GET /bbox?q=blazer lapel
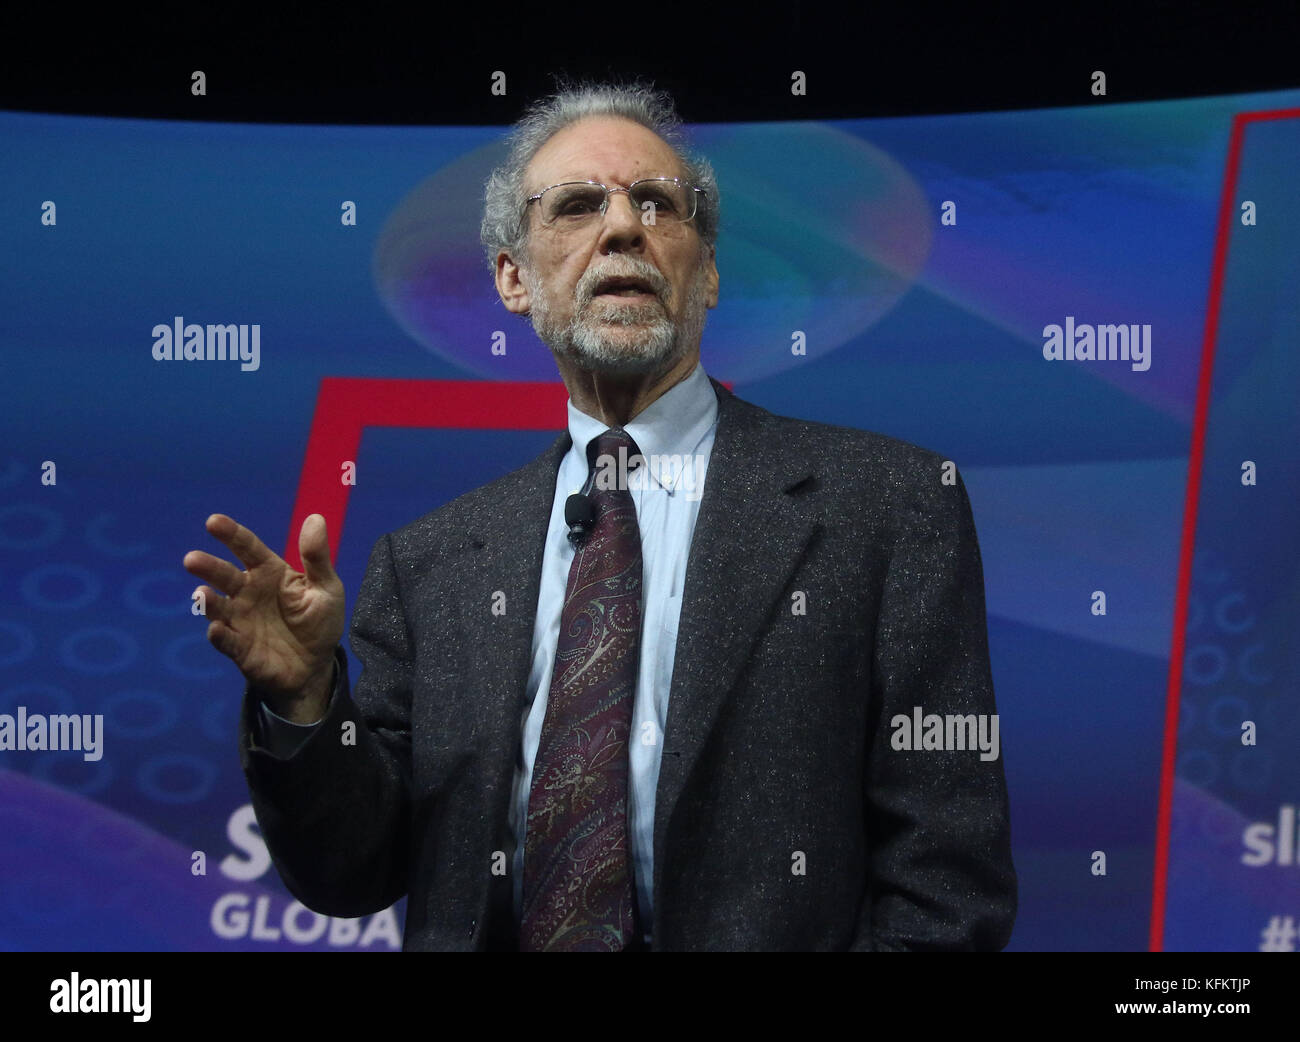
[652,381,819,903]
[455,431,571,865]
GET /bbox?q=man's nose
[595,189,647,252]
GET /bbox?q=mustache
[575,258,670,307]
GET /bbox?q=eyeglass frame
[525,177,705,229]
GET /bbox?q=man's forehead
[524,116,685,190]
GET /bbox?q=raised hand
[184,513,345,722]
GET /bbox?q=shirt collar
[565,361,717,494]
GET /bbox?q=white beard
[524,255,710,376]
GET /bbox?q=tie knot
[588,427,644,477]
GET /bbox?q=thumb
[299,513,337,586]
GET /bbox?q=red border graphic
[1149,105,1300,951]
[284,378,570,570]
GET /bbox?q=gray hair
[479,80,720,273]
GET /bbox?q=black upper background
[2,2,1297,125]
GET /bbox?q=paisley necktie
[521,427,644,951]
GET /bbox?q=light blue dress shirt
[260,360,718,945]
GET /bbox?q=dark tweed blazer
[239,378,1017,951]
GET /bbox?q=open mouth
[592,276,658,300]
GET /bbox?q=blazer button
[468,918,477,939]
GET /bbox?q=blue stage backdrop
[3,89,1298,951]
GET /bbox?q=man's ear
[495,250,532,315]
[704,244,719,309]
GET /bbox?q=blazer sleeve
[855,467,1017,951]
[238,531,414,918]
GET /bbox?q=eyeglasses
[526,177,703,229]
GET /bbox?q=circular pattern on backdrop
[85,512,151,558]
[1183,644,1227,686]
[123,569,189,617]
[0,682,75,716]
[1212,592,1254,634]
[58,626,140,674]
[21,563,101,610]
[1207,694,1251,738]
[0,504,65,550]
[161,632,225,679]
[0,619,36,667]
[31,756,114,796]
[135,753,217,804]
[101,689,179,740]
[1239,643,1274,685]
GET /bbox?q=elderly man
[184,82,1016,951]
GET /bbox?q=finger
[183,550,247,597]
[299,514,337,587]
[205,618,247,663]
[191,585,232,625]
[205,513,277,571]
